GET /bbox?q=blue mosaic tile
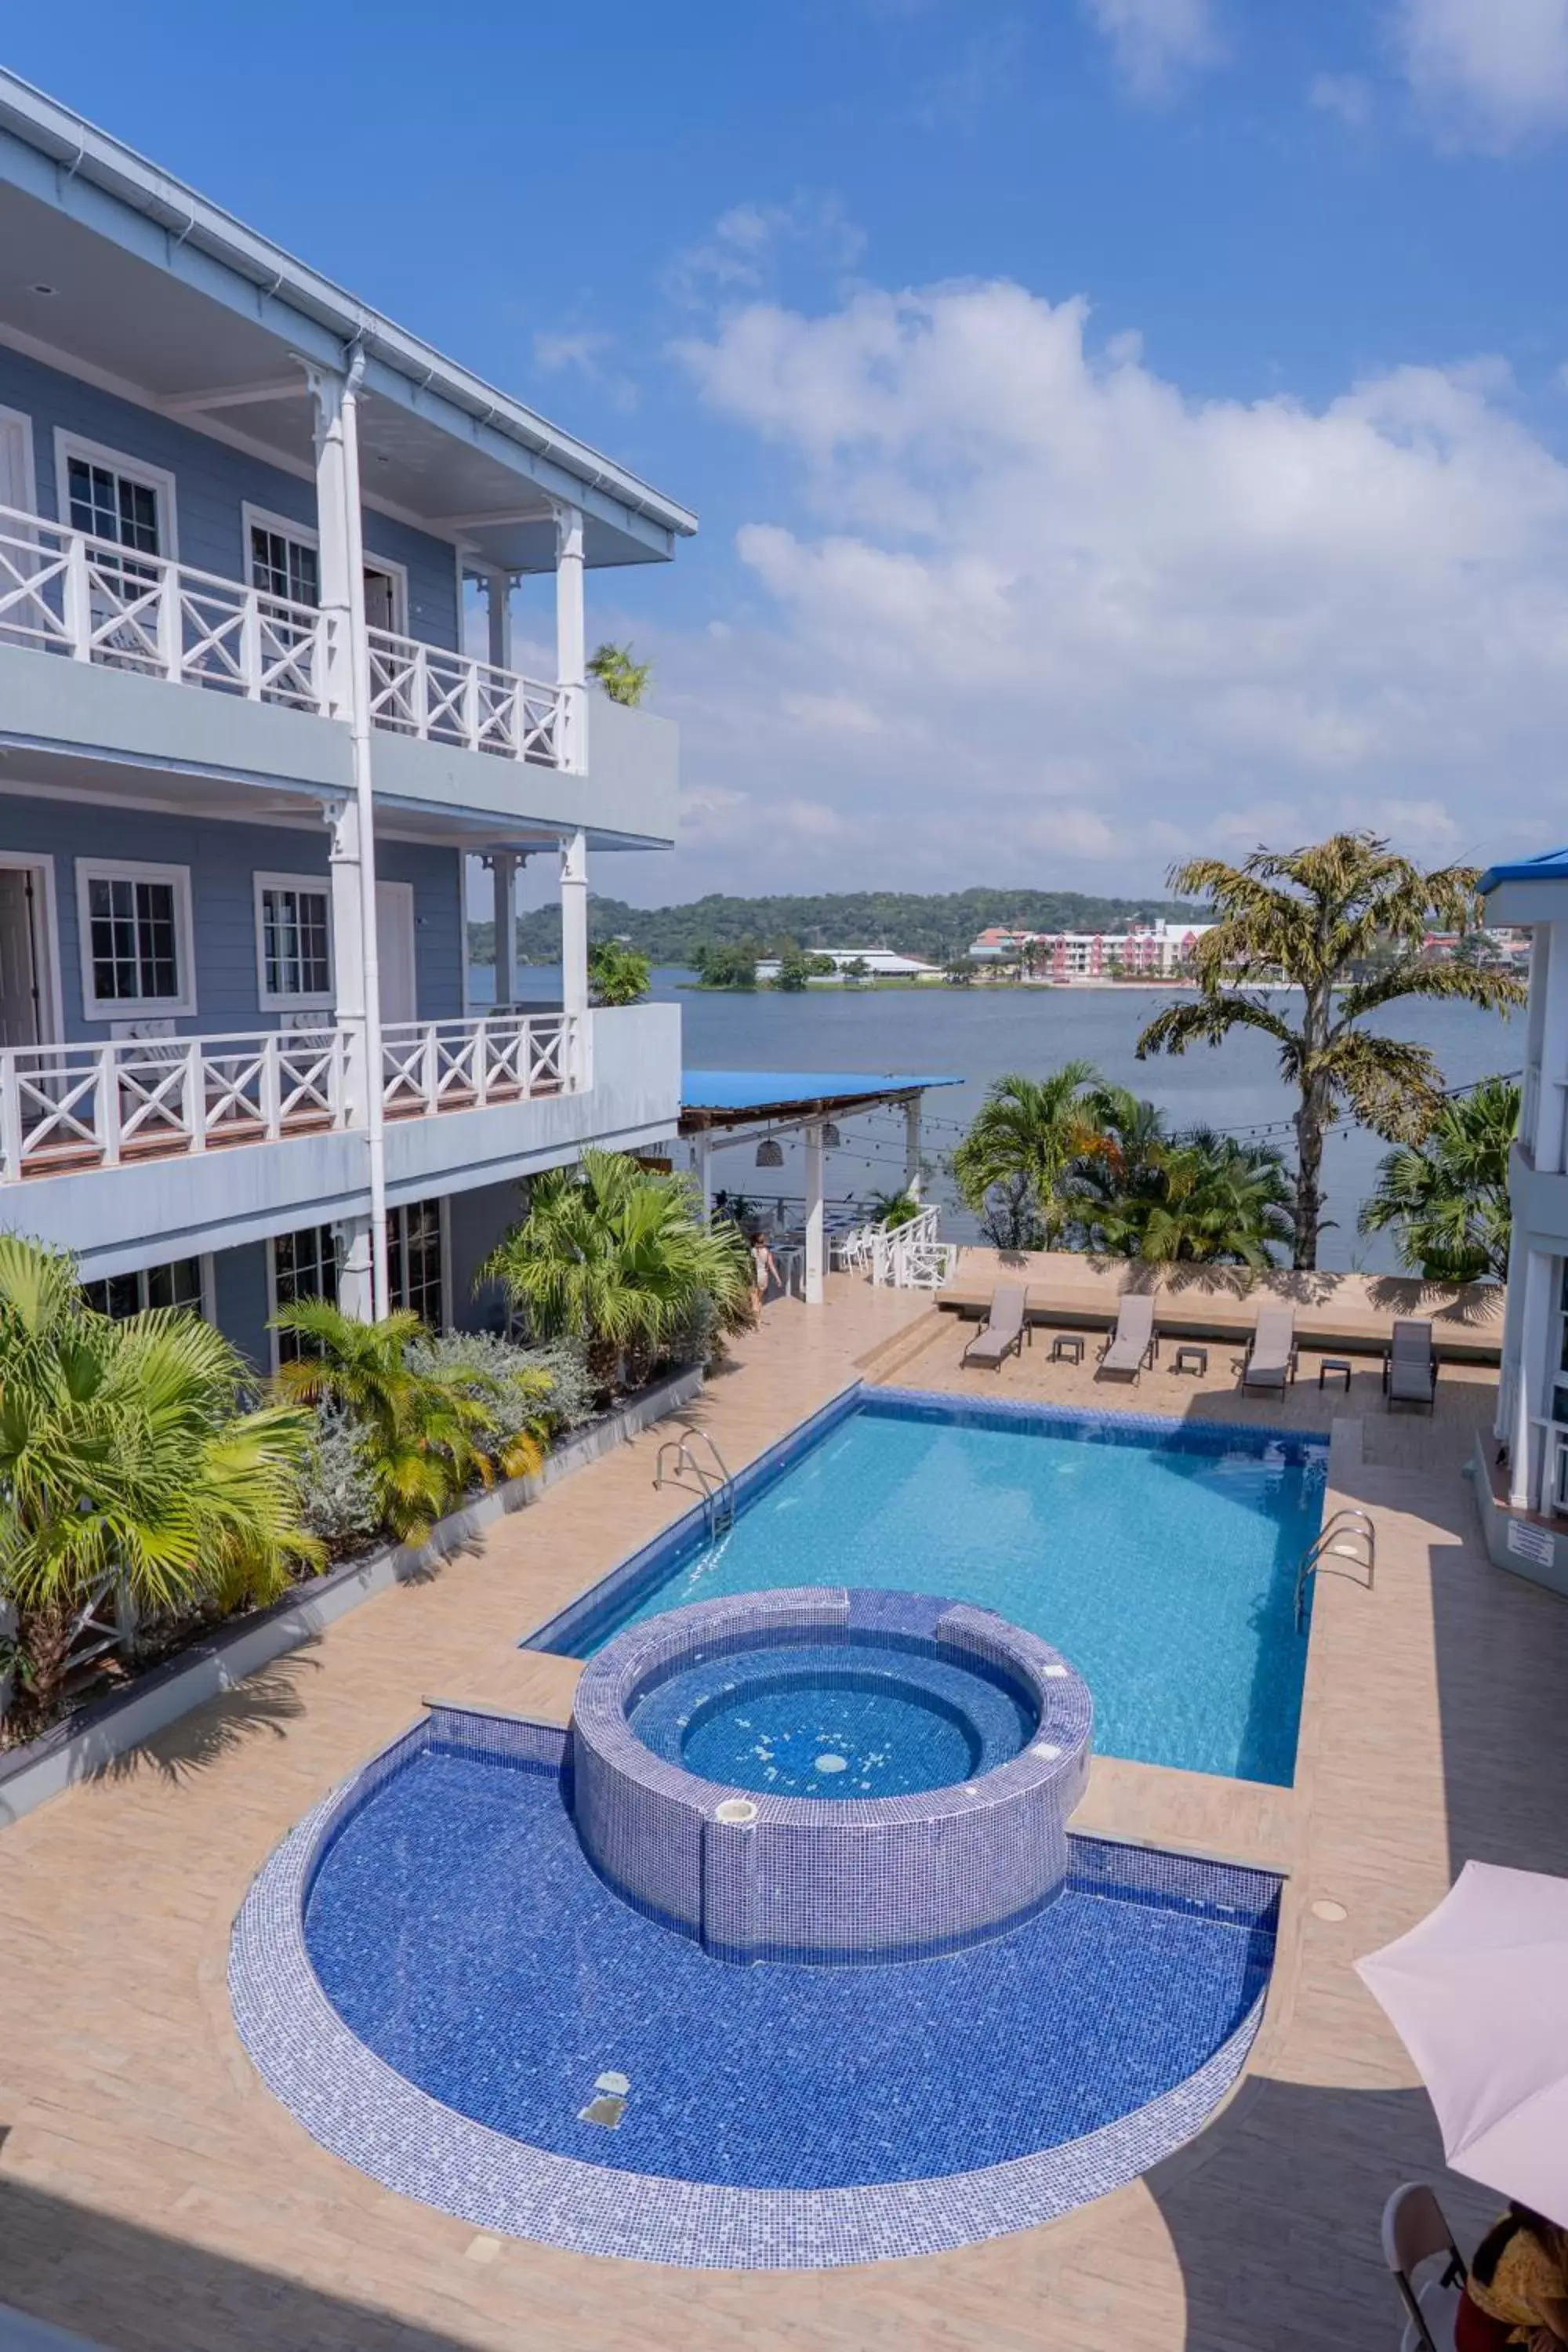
[230,1706,1281,2270]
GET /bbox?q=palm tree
[1071,1086,1170,1253]
[586,643,652,706]
[482,1149,754,1392]
[1136,833,1525,1270]
[1359,1076,1519,1282]
[272,1301,541,1542]
[588,938,652,1007]
[953,1065,1109,1247]
[0,1236,321,1730]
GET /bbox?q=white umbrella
[1356,1860,1568,2227]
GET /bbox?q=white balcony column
[336,1214,375,1323]
[804,1121,826,1305]
[490,850,518,1010]
[554,503,586,771]
[691,1133,713,1218]
[904,1096,922,1203]
[483,568,513,671]
[1532,924,1568,1171]
[307,350,388,1319]
[1508,1247,1554,1511]
[560,828,590,1026]
[325,798,368,1116]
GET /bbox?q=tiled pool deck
[0,1279,1566,2348]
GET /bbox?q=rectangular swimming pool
[528,1387,1328,1787]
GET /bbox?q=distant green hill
[470,887,1205,969]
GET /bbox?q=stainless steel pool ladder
[1294,1508,1376,1631]
[653,1431,737,1537]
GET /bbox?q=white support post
[308,353,388,1320]
[1509,1247,1553,1511]
[561,828,589,1025]
[490,851,518,1011]
[804,1121,826,1305]
[904,1096,922,1203]
[484,568,513,671]
[336,1214,375,1323]
[325,797,368,1116]
[693,1133,713,1219]
[554,503,586,772]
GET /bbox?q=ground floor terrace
[0,1273,1564,2350]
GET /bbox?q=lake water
[479,965,1521,1273]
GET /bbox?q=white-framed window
[389,1197,448,1329]
[75,858,196,1019]
[82,1256,212,1323]
[243,503,320,609]
[270,1224,339,1367]
[54,431,177,561]
[254,871,333,1011]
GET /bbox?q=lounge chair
[1381,2180,1466,2352]
[960,1283,1028,1370]
[1098,1291,1156,1381]
[1240,1304,1297,1397]
[1385,1319,1438,1414]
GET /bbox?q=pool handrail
[1294,1508,1376,1630]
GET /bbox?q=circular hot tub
[569,1588,1093,1965]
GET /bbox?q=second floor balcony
[0,500,574,770]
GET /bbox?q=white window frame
[76,856,197,1021]
[0,403,37,515]
[388,1195,452,1329]
[361,550,408,636]
[265,1222,341,1376]
[0,849,64,1043]
[53,430,179,558]
[253,869,335,1013]
[241,503,321,608]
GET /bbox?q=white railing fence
[869,1206,955,1290]
[366,627,569,768]
[0,501,329,711]
[0,1029,348,1181]
[380,1013,575,1119]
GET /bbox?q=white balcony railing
[381,1013,574,1117]
[0,502,329,711]
[366,627,570,767]
[0,1030,348,1182]
[0,1013,583,1184]
[0,502,573,769]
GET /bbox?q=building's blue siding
[448,1177,524,1333]
[0,794,464,1036]
[0,345,459,650]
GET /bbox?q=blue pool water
[542,1393,1327,1787]
[627,1632,1037,1797]
[305,1740,1279,2190]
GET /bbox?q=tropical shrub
[299,1408,381,1552]
[870,1191,921,1229]
[691,943,758,989]
[272,1301,543,1544]
[0,1236,321,1732]
[953,1065,1110,1248]
[405,1330,555,1454]
[1359,1076,1518,1281]
[482,1148,754,1393]
[588,938,652,1007]
[586,642,652,706]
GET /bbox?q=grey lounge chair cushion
[1100,1292,1155,1374]
[963,1285,1027,1364]
[1388,1319,1436,1402]
[1243,1305,1296,1389]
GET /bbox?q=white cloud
[662,198,866,310]
[1397,0,1568,149]
[1308,72,1374,130]
[1080,0,1222,100]
[648,275,1568,895]
[532,328,637,411]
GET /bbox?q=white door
[0,866,42,1047]
[0,406,34,514]
[376,880,417,1025]
[0,407,37,646]
[363,567,400,635]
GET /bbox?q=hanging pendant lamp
[755,1137,784,1167]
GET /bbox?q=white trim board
[52,429,179,557]
[252,869,335,1013]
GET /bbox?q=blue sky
[9,2,1568,903]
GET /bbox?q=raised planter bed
[0,1364,704,1830]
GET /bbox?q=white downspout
[339,345,390,1320]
